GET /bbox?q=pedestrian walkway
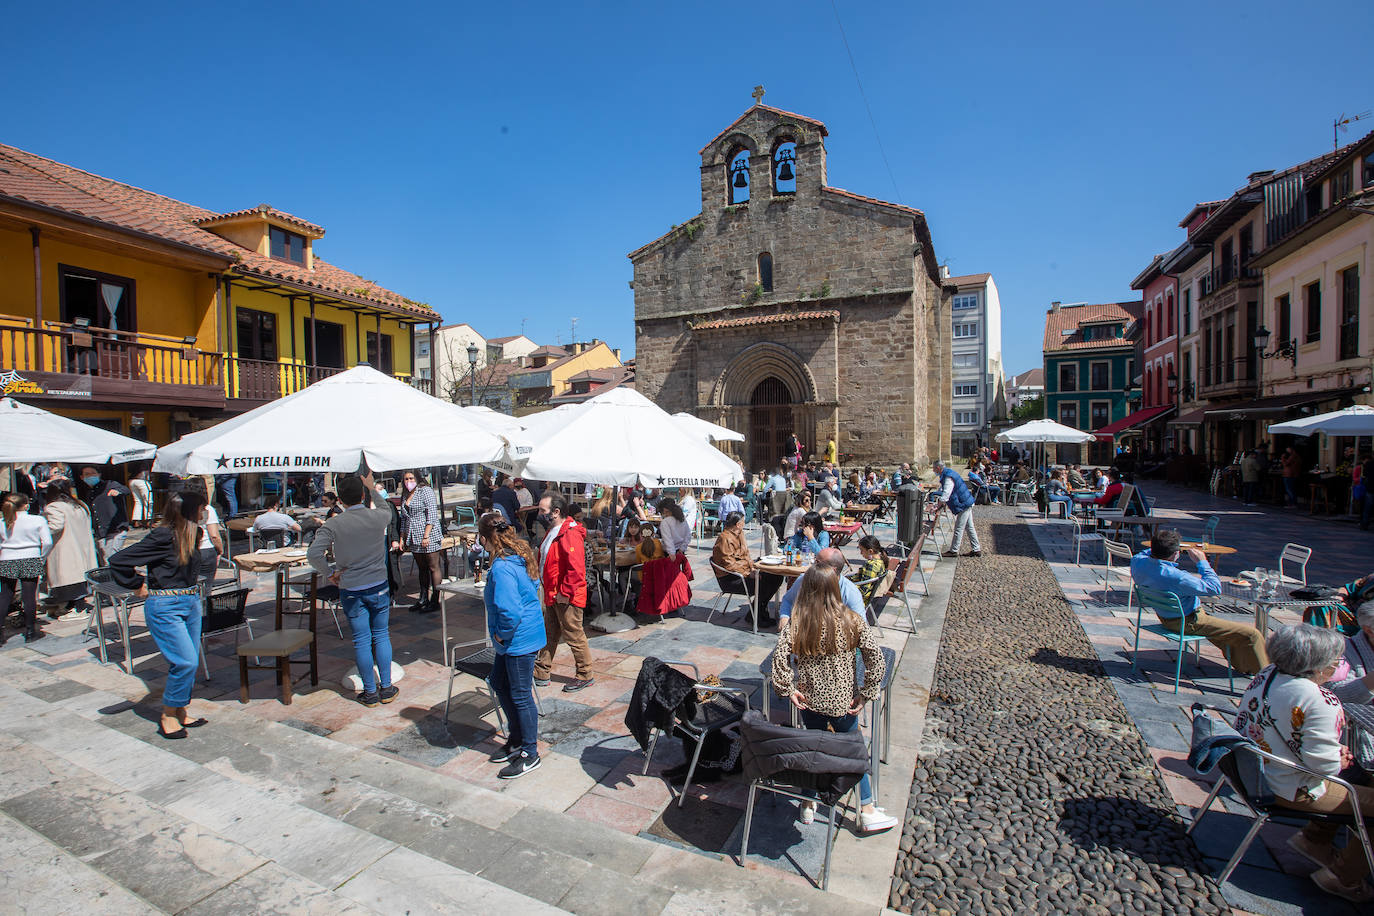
[1025,509,1365,915]
[0,518,950,913]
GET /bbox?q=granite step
[0,654,880,914]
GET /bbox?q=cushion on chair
[238,629,314,657]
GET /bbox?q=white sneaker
[799,801,816,825]
[857,809,898,835]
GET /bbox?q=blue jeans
[341,584,393,694]
[490,650,539,757]
[144,593,203,707]
[219,476,237,516]
[1283,477,1298,506]
[1047,495,1072,518]
[799,710,872,805]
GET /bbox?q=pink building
[1128,251,1180,449]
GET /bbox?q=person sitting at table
[771,565,895,834]
[710,510,762,609]
[1129,529,1267,675]
[492,474,523,532]
[1067,465,1088,490]
[588,491,616,542]
[513,478,534,510]
[1012,462,1033,484]
[1329,600,1374,772]
[787,511,830,555]
[848,535,888,602]
[1236,625,1373,903]
[322,492,342,520]
[679,489,699,533]
[628,519,664,564]
[717,486,745,521]
[251,498,301,548]
[842,472,864,506]
[1045,469,1073,518]
[616,486,646,527]
[1086,467,1124,507]
[783,490,813,539]
[657,498,692,558]
[815,478,844,517]
[966,464,1000,505]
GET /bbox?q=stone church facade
[629,102,952,471]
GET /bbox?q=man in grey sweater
[309,470,398,706]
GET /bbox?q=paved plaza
[1,483,1370,914]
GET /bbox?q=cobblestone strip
[889,508,1230,914]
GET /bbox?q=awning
[1202,388,1362,421]
[1168,407,1209,426]
[1093,405,1175,441]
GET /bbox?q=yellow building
[508,341,625,415]
[0,143,437,445]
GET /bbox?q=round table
[1142,540,1237,556]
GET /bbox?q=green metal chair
[1132,585,1232,695]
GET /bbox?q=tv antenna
[570,317,579,345]
[1334,110,1372,149]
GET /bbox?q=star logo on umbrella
[215,454,229,469]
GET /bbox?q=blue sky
[4,1,1371,376]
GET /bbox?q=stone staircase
[0,654,881,915]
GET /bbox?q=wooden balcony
[223,357,433,403]
[0,320,225,408]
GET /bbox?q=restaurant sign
[0,370,92,399]
[215,454,334,470]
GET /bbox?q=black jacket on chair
[624,656,698,751]
[738,710,868,805]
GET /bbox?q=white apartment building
[948,272,1005,456]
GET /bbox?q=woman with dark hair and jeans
[480,512,547,779]
[109,492,208,738]
[399,470,442,613]
[0,493,53,642]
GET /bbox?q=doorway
[748,377,793,472]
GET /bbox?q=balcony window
[366,331,394,375]
[1059,363,1078,392]
[235,308,277,361]
[1276,293,1291,346]
[1305,281,1322,343]
[1182,288,1192,335]
[1090,401,1110,429]
[304,319,346,369]
[269,227,306,264]
[1340,266,1360,361]
[1090,361,1109,391]
[59,265,135,332]
[1059,403,1078,428]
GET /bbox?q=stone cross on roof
[752,85,765,105]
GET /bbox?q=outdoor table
[1142,540,1238,557]
[234,547,312,620]
[1207,576,1310,632]
[823,520,863,547]
[1095,508,1197,540]
[752,556,812,615]
[845,504,880,532]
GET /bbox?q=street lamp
[1253,326,1296,366]
[466,342,479,406]
[1166,367,1178,400]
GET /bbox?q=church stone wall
[630,104,951,467]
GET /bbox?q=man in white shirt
[815,479,843,517]
[718,488,745,519]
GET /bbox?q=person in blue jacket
[788,511,830,555]
[933,459,981,558]
[478,512,548,779]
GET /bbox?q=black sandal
[158,723,188,740]
[180,718,209,728]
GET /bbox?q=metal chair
[737,710,865,891]
[1132,586,1232,695]
[640,659,750,807]
[852,571,886,635]
[1101,539,1134,612]
[759,649,801,728]
[199,585,254,682]
[1278,543,1311,586]
[1069,514,1105,565]
[1187,703,1374,884]
[83,567,144,673]
[708,559,752,625]
[443,636,543,728]
[284,568,344,638]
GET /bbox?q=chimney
[613,348,621,361]
[1050,301,1061,311]
[939,264,950,280]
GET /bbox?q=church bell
[732,167,749,189]
[777,160,794,182]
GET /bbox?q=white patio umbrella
[153,365,506,475]
[1268,405,1374,437]
[460,405,525,436]
[671,411,746,443]
[0,397,156,464]
[499,388,742,488]
[995,418,1096,471]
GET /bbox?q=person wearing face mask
[79,466,131,560]
[399,470,442,614]
[108,492,208,739]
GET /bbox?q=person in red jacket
[533,494,594,693]
[1088,467,1125,507]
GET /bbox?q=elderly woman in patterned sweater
[771,565,895,835]
[1235,625,1373,903]
[399,470,442,614]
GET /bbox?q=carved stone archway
[711,342,820,470]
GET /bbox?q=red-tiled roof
[527,345,570,358]
[1008,368,1044,387]
[0,143,435,319]
[822,187,924,219]
[194,204,324,237]
[698,104,829,155]
[548,366,636,404]
[693,310,839,331]
[1042,302,1141,352]
[946,272,991,286]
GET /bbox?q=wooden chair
[236,573,319,704]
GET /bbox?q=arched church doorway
[749,377,794,472]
